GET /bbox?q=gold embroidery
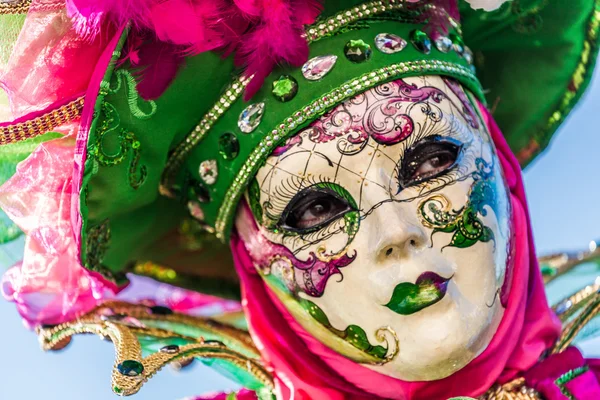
[0,97,85,145]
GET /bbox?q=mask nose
[376,223,428,263]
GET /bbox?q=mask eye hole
[280,187,353,233]
[399,136,463,189]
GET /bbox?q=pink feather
[425,0,461,37]
[133,40,185,100]
[233,0,323,100]
[67,0,238,54]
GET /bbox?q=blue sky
[1,64,599,399]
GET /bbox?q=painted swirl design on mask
[418,157,504,249]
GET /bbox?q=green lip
[384,272,451,315]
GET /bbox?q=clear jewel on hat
[238,102,265,133]
[302,55,338,80]
[199,159,218,185]
[434,36,453,53]
[462,46,474,64]
[374,33,407,54]
[187,201,205,221]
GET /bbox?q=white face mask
[235,75,512,381]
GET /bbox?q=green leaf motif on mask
[418,157,505,249]
[300,299,387,359]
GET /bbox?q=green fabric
[0,14,26,67]
[460,0,600,164]
[77,0,600,285]
[81,6,477,281]
[80,29,238,284]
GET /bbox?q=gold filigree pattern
[552,281,600,323]
[374,326,400,364]
[37,301,274,397]
[0,97,85,145]
[0,0,30,14]
[479,377,541,400]
[554,291,600,354]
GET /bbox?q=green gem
[449,33,464,54]
[272,75,298,102]
[113,387,122,395]
[410,29,432,54]
[344,39,372,63]
[218,132,240,160]
[117,360,144,377]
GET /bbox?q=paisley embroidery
[89,69,157,190]
[88,101,147,189]
[102,69,157,120]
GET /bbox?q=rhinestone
[172,358,194,370]
[218,132,240,160]
[160,345,180,354]
[117,360,144,377]
[272,75,298,102]
[555,300,573,315]
[50,336,72,351]
[462,46,474,64]
[150,305,173,315]
[374,33,407,54]
[188,201,205,221]
[434,36,453,53]
[199,160,218,185]
[302,55,338,80]
[238,102,265,133]
[344,39,372,63]
[450,33,465,54]
[410,29,432,54]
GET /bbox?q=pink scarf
[230,106,599,399]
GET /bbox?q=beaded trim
[0,0,30,14]
[556,366,590,400]
[160,76,250,196]
[214,59,478,238]
[306,0,460,43]
[0,97,85,145]
[0,0,64,14]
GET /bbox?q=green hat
[4,0,596,297]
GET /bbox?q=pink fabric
[229,105,563,399]
[186,389,258,400]
[525,347,600,400]
[0,16,129,327]
[0,0,112,120]
[0,138,117,327]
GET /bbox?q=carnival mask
[235,76,512,381]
